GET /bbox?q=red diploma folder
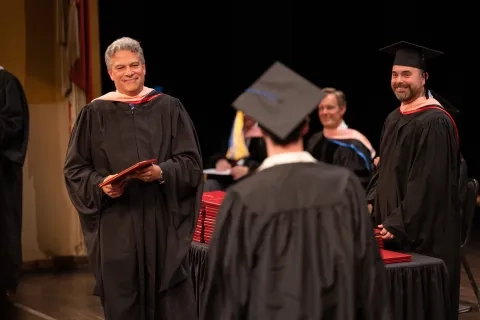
[98,159,157,188]
[380,249,412,264]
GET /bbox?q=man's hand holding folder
[99,159,159,198]
[102,175,127,198]
[134,164,162,183]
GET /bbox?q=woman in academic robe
[307,87,375,189]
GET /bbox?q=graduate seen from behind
[307,87,375,189]
[203,111,266,191]
[63,37,204,320]
[201,62,391,320]
[372,41,461,319]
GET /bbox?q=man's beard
[393,85,421,102]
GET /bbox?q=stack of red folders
[193,206,204,243]
[374,229,412,264]
[193,191,226,244]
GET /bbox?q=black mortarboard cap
[429,90,460,116]
[379,41,443,71]
[232,61,325,140]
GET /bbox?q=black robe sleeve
[63,106,106,215]
[347,175,391,319]
[381,117,459,241]
[155,97,204,293]
[0,72,29,165]
[0,76,24,146]
[0,70,28,293]
[157,98,203,208]
[365,168,379,204]
[366,123,386,205]
[200,190,250,319]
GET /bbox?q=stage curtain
[56,0,93,256]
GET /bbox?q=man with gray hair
[64,37,203,320]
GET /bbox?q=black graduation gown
[372,106,460,320]
[365,168,379,205]
[307,132,373,189]
[202,162,391,320]
[63,92,204,320]
[0,70,29,294]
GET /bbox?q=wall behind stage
[0,0,100,262]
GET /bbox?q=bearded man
[371,41,461,320]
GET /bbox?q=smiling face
[107,50,146,96]
[318,93,346,129]
[391,65,426,102]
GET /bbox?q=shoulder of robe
[423,107,454,121]
[231,162,353,205]
[85,99,108,112]
[415,108,456,129]
[0,69,16,84]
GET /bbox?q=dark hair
[259,119,308,146]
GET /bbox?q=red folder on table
[380,249,412,264]
[98,159,157,188]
